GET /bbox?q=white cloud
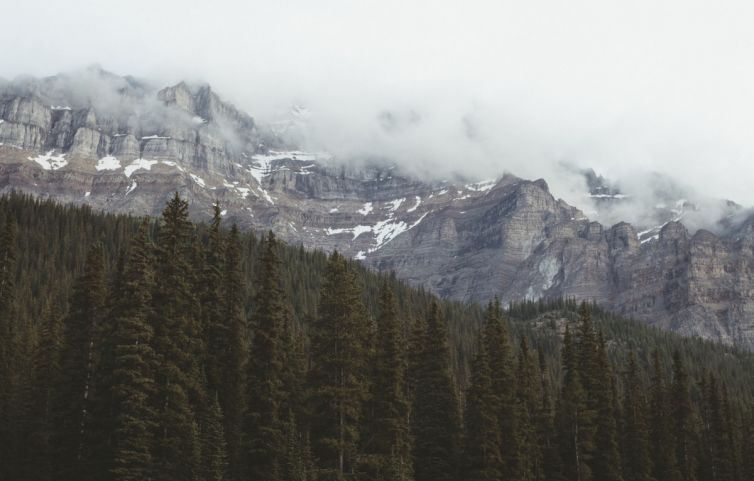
[2,0,754,215]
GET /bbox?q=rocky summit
[2,68,754,350]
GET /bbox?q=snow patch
[329,207,339,213]
[125,180,137,196]
[386,198,405,212]
[29,151,67,170]
[358,202,373,215]
[161,161,185,172]
[189,174,206,188]
[50,105,72,111]
[407,196,421,213]
[141,135,171,140]
[465,179,497,192]
[124,159,158,177]
[354,251,366,260]
[84,191,91,197]
[95,156,121,171]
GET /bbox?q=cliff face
[3,69,754,350]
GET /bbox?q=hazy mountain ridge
[2,68,754,350]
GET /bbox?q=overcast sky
[2,0,754,210]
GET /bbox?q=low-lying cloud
[2,0,754,229]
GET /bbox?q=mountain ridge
[2,68,754,350]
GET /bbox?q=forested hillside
[0,192,752,481]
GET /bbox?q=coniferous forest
[0,192,753,481]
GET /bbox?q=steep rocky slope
[2,68,754,350]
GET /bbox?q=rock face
[3,68,754,350]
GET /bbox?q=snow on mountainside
[4,67,754,351]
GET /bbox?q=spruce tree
[648,351,679,481]
[0,216,18,480]
[516,338,543,481]
[53,242,107,480]
[245,231,287,481]
[482,299,520,479]
[308,251,370,479]
[151,193,202,481]
[109,219,158,481]
[411,300,461,481]
[556,324,593,481]
[621,353,655,481]
[462,336,503,481]
[363,282,413,481]
[221,224,247,480]
[591,332,622,481]
[670,351,697,481]
[203,203,226,397]
[201,393,229,481]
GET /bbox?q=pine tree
[537,350,565,481]
[53,242,107,480]
[670,351,697,481]
[151,193,202,481]
[621,353,655,481]
[245,231,287,481]
[363,282,413,481]
[516,338,543,481]
[648,351,679,481]
[308,251,370,479]
[556,325,593,481]
[482,299,520,479]
[109,219,158,481]
[24,298,63,481]
[411,300,461,481]
[0,216,18,480]
[203,203,226,398]
[591,332,622,481]
[221,224,247,480]
[462,336,503,481]
[201,393,229,481]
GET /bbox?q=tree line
[0,192,752,481]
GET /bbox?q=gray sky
[3,0,754,211]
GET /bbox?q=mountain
[2,68,754,350]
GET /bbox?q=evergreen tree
[363,282,413,481]
[591,332,622,481]
[0,216,18,480]
[308,251,370,479]
[621,353,655,481]
[245,231,287,481]
[221,224,247,480]
[516,338,543,481]
[201,393,229,481]
[151,193,202,481]
[556,325,593,481]
[648,351,679,481]
[462,336,503,481]
[670,351,697,481]
[482,299,520,479]
[203,204,226,397]
[109,220,158,481]
[53,242,107,480]
[411,300,461,481]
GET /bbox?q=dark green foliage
[0,193,750,481]
[621,354,655,481]
[462,337,503,481]
[308,251,371,480]
[245,231,287,481]
[411,301,461,481]
[54,242,107,480]
[109,220,158,481]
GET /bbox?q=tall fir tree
[648,351,680,481]
[362,282,413,481]
[482,299,520,479]
[220,223,247,481]
[201,392,229,481]
[109,219,158,481]
[151,193,202,481]
[515,338,543,481]
[411,300,461,481]
[203,203,226,397]
[670,351,697,481]
[0,216,18,481]
[462,336,503,481]
[245,231,287,481]
[591,332,622,481]
[621,353,655,481]
[53,242,107,480]
[308,251,370,480]
[556,324,593,481]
